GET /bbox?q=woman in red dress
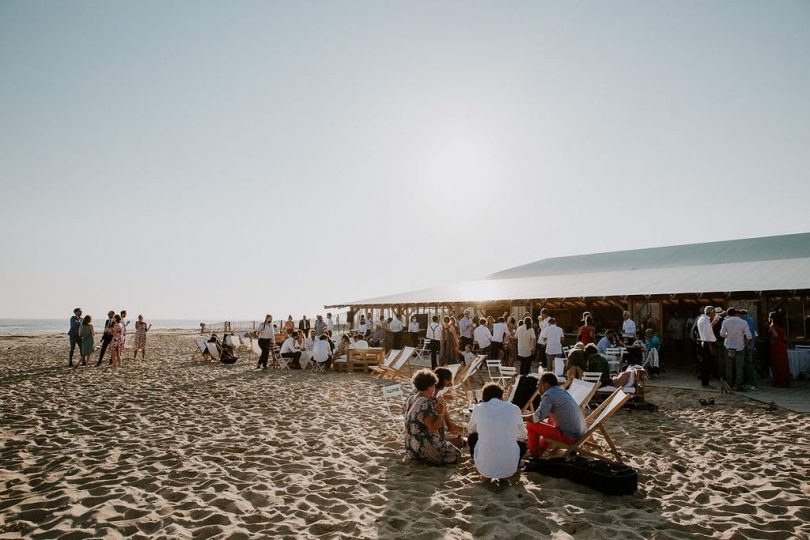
[577,315,596,346]
[768,311,791,388]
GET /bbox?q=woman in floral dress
[133,315,152,359]
[109,314,124,368]
[404,369,461,465]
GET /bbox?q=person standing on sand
[132,315,152,359]
[119,310,129,352]
[326,312,334,333]
[425,315,442,369]
[77,315,94,367]
[314,315,327,337]
[110,314,124,368]
[458,310,473,353]
[67,307,82,367]
[95,311,116,366]
[768,311,791,388]
[255,314,276,370]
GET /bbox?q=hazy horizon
[2,1,808,320]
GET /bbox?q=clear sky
[1,1,808,321]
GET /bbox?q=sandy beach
[1,332,808,539]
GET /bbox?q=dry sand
[1,332,808,539]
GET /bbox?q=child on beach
[458,344,475,365]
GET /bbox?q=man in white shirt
[720,307,755,391]
[350,334,369,349]
[696,306,717,388]
[326,313,335,333]
[280,330,303,369]
[389,315,404,349]
[408,316,420,348]
[535,309,550,368]
[515,317,536,375]
[312,335,332,368]
[356,316,369,336]
[621,311,636,345]
[473,318,493,358]
[467,382,528,480]
[120,310,129,347]
[425,315,443,369]
[491,317,509,361]
[538,318,564,372]
[458,310,474,351]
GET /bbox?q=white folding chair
[414,339,430,361]
[485,359,502,381]
[605,347,623,373]
[582,371,603,385]
[382,383,405,440]
[493,365,518,387]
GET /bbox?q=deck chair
[250,338,262,358]
[380,347,415,379]
[382,383,405,440]
[206,342,221,362]
[511,374,542,413]
[545,387,632,464]
[192,338,208,360]
[444,363,462,384]
[459,354,487,389]
[369,349,402,378]
[567,378,600,412]
[225,334,241,350]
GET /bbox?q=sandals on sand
[698,398,715,407]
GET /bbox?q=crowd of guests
[67,307,151,368]
[403,367,589,481]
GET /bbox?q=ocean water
[0,319,208,335]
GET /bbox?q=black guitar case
[524,457,637,495]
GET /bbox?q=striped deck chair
[380,347,416,379]
[369,349,402,378]
[545,387,632,464]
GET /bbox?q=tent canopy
[325,233,810,308]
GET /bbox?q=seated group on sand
[402,366,630,481]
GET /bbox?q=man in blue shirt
[523,372,587,458]
[597,329,618,355]
[68,307,82,367]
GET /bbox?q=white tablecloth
[787,349,810,379]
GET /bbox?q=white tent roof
[326,233,810,307]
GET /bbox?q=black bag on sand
[524,457,638,496]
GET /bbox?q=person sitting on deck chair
[584,343,611,386]
[565,342,587,383]
[523,372,587,458]
[468,382,528,480]
[206,333,222,357]
[219,333,239,364]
